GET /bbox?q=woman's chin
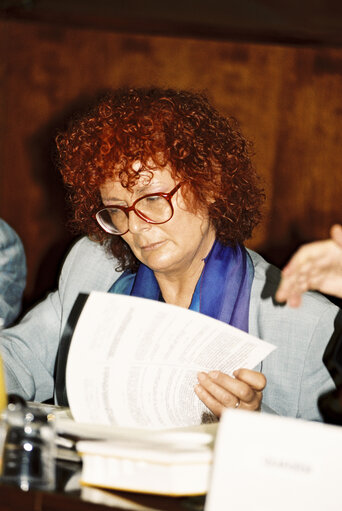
[142,259,173,273]
[139,252,177,274]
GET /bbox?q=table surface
[0,459,206,511]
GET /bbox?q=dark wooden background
[1,1,342,309]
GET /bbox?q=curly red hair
[56,87,264,271]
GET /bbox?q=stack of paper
[77,429,214,496]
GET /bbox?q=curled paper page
[66,291,276,429]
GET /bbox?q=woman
[0,87,340,421]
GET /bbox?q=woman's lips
[140,240,165,251]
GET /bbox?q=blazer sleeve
[247,248,340,421]
[0,237,119,402]
[0,291,62,402]
[297,304,342,420]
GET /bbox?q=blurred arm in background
[276,224,342,307]
[0,219,27,327]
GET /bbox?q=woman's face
[99,167,216,278]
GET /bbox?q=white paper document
[206,409,342,511]
[66,291,275,429]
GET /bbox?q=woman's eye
[145,196,161,202]
[108,207,121,216]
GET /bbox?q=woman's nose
[127,210,150,233]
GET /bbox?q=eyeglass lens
[97,195,173,234]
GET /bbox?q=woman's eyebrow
[136,186,154,195]
[102,182,164,204]
[102,196,127,204]
[135,182,163,195]
[102,195,117,202]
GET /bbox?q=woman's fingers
[233,368,267,391]
[194,369,266,418]
[194,382,236,418]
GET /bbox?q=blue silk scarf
[109,240,254,332]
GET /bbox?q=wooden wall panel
[0,18,341,307]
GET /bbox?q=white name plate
[206,409,342,511]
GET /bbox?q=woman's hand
[276,224,342,307]
[194,368,266,418]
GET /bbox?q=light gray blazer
[0,237,340,421]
